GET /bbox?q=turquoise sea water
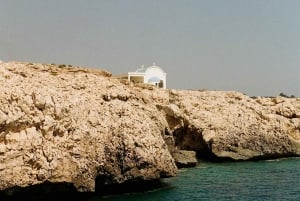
[91,158,300,201]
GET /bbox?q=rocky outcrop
[0,61,300,195]
[0,62,177,193]
[172,150,197,168]
[157,90,300,161]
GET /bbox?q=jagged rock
[138,87,300,161]
[157,104,185,132]
[172,150,197,168]
[164,90,300,161]
[0,61,300,195]
[0,62,177,193]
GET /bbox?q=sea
[90,157,300,201]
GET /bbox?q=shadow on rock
[0,179,169,201]
[0,182,93,201]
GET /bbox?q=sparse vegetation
[197,89,207,92]
[251,93,297,99]
[279,92,296,98]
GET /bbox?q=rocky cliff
[0,61,300,195]
[0,62,176,194]
[134,85,299,161]
[158,90,300,161]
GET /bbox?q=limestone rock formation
[172,150,197,168]
[0,60,300,195]
[159,90,300,161]
[0,62,177,193]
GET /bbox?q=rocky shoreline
[0,61,299,197]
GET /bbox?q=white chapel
[128,63,167,89]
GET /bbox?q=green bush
[58,64,66,68]
[279,92,296,98]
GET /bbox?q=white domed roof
[128,62,167,89]
[145,63,165,74]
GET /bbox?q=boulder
[172,150,197,168]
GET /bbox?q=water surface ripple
[92,158,300,201]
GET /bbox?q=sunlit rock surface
[0,61,299,194]
[0,62,176,193]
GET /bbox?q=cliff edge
[0,61,299,195]
[0,62,176,193]
[158,90,300,161]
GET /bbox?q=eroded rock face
[172,150,197,168]
[1,61,300,194]
[160,90,300,161]
[0,62,177,192]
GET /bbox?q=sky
[1,0,299,96]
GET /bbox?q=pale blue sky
[1,0,299,96]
